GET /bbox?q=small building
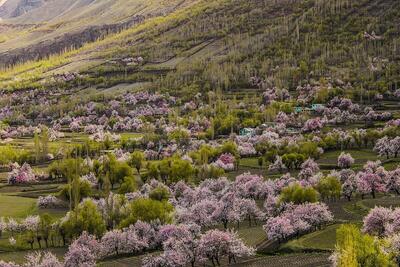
[295,104,325,113]
[311,104,325,111]
[239,128,256,137]
[294,107,303,113]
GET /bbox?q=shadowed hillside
[0,0,200,66]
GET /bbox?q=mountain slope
[1,0,399,96]
[0,0,199,66]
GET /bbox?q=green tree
[282,153,305,169]
[316,176,341,201]
[334,224,394,267]
[149,186,170,201]
[129,151,145,174]
[119,198,173,228]
[219,141,238,158]
[280,183,319,204]
[48,158,84,181]
[104,155,133,189]
[169,158,195,183]
[190,145,217,165]
[39,213,53,248]
[146,161,160,181]
[168,129,190,146]
[61,199,106,238]
[59,179,92,208]
[33,127,50,163]
[118,176,137,194]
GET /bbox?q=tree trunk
[215,257,220,266]
[211,258,215,267]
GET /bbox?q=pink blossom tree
[341,175,356,201]
[374,136,393,159]
[213,153,235,171]
[233,173,264,199]
[298,158,320,180]
[389,208,400,235]
[390,136,400,158]
[7,163,37,185]
[64,232,100,267]
[387,168,400,195]
[0,261,19,267]
[356,162,387,198]
[268,156,287,173]
[387,233,400,266]
[302,118,323,133]
[362,206,392,237]
[197,230,254,266]
[176,199,218,227]
[24,252,62,267]
[263,216,294,241]
[100,229,124,257]
[212,193,243,229]
[157,225,200,267]
[263,203,332,241]
[337,152,354,169]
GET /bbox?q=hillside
[0,0,398,97]
[0,0,199,66]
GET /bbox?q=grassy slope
[1,0,399,95]
[0,194,36,217]
[0,0,200,51]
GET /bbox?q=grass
[343,201,370,217]
[341,195,400,219]
[237,225,267,247]
[382,159,400,171]
[359,195,400,209]
[0,183,62,194]
[281,224,340,251]
[99,254,149,267]
[120,133,144,139]
[239,157,262,169]
[281,196,400,253]
[0,194,37,218]
[0,191,66,218]
[317,149,378,169]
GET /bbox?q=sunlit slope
[0,0,198,64]
[0,0,399,93]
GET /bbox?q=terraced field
[232,253,331,267]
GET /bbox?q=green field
[281,224,340,252]
[237,225,267,247]
[0,194,37,218]
[317,149,378,169]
